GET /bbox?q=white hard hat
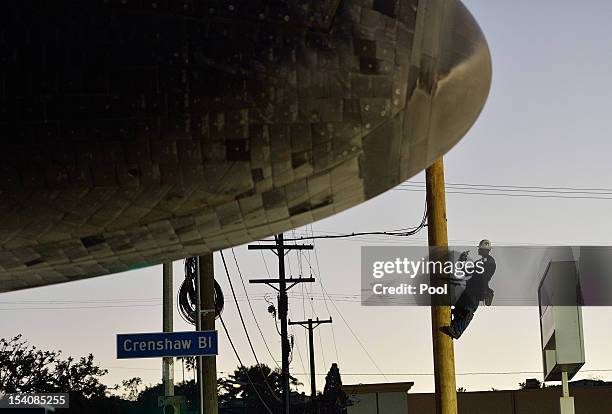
[478,239,492,250]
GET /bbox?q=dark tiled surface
[0,0,491,291]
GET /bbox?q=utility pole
[425,158,458,414]
[197,254,219,414]
[248,234,314,414]
[289,318,332,398]
[162,262,174,398]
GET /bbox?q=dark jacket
[459,255,496,307]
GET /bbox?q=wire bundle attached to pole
[178,257,224,325]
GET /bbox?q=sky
[2,0,612,396]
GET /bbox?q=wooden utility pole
[197,254,219,414]
[425,158,458,414]
[289,318,333,398]
[248,234,314,414]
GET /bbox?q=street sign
[117,330,218,359]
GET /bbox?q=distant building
[344,382,414,414]
[344,380,612,414]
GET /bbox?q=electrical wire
[0,304,162,311]
[177,257,224,325]
[292,237,390,381]
[288,308,307,376]
[398,187,612,200]
[276,202,427,242]
[218,314,274,414]
[0,295,544,309]
[310,224,340,364]
[402,180,612,193]
[230,248,280,369]
[220,251,282,402]
[0,298,162,304]
[319,281,389,381]
[292,231,327,370]
[178,258,198,324]
[397,182,612,200]
[101,364,612,377]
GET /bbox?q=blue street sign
[117,330,218,359]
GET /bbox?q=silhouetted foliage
[218,364,301,413]
[0,335,126,413]
[0,335,107,397]
[519,378,546,389]
[319,363,347,414]
[1,336,322,413]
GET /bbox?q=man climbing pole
[441,239,496,339]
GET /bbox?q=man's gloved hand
[459,251,470,262]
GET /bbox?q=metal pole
[425,159,458,414]
[277,234,291,414]
[195,257,204,414]
[560,371,575,414]
[199,253,219,414]
[162,262,174,397]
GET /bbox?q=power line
[397,185,612,200]
[0,304,162,310]
[0,299,163,304]
[218,314,274,414]
[288,307,307,376]
[280,230,586,247]
[220,251,281,402]
[318,274,389,381]
[101,365,612,377]
[230,248,280,369]
[310,224,340,364]
[0,298,162,304]
[276,202,427,242]
[0,295,545,309]
[398,188,612,200]
[296,231,327,371]
[291,235,325,370]
[403,181,612,193]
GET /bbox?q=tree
[0,335,128,413]
[321,363,348,414]
[218,364,301,413]
[137,379,198,413]
[519,378,545,389]
[121,377,143,401]
[0,335,107,397]
[177,356,197,382]
[0,335,58,393]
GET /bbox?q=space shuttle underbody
[0,0,491,291]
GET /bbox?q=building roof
[343,382,415,394]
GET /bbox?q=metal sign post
[560,371,575,414]
[162,263,175,398]
[538,260,584,414]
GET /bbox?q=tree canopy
[1,335,349,413]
